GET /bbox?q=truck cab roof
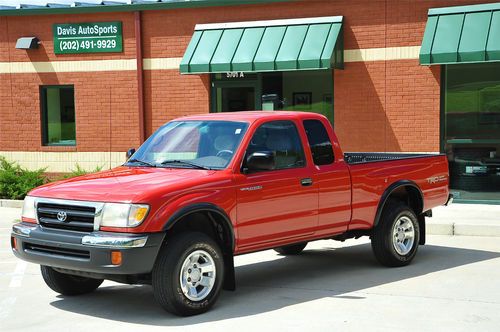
[176,111,328,124]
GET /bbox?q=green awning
[420,3,500,65]
[180,16,343,74]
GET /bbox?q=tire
[152,232,224,316]
[371,201,420,267]
[40,266,103,296]
[274,242,307,255]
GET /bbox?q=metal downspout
[135,11,145,144]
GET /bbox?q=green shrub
[64,164,104,179]
[0,156,46,200]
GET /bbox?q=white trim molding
[0,59,136,74]
[195,16,343,30]
[0,151,126,173]
[0,46,421,74]
[143,57,182,71]
[344,46,421,63]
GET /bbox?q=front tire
[152,232,224,316]
[371,201,420,267]
[40,266,103,296]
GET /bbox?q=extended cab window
[246,120,305,170]
[303,119,334,165]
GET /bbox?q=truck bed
[344,152,442,164]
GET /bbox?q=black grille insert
[37,203,95,232]
[24,242,90,260]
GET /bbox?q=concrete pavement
[1,204,500,331]
[1,233,499,331]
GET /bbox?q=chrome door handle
[300,178,313,186]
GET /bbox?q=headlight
[21,196,37,223]
[100,203,149,228]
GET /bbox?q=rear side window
[246,120,305,170]
[303,120,334,165]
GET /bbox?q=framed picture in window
[293,92,312,110]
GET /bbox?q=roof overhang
[420,2,500,65]
[180,16,344,74]
[0,0,297,17]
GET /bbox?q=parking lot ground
[1,229,500,332]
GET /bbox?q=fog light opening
[111,251,122,265]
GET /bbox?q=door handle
[300,178,313,186]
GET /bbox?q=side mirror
[126,148,136,159]
[245,151,275,173]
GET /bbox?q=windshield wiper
[160,160,213,170]
[127,158,156,167]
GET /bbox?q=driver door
[235,120,318,251]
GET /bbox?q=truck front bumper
[11,222,165,275]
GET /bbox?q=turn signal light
[132,207,148,223]
[111,251,122,265]
[11,237,17,251]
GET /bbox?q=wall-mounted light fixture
[16,37,40,50]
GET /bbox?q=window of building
[211,70,334,124]
[444,63,500,202]
[41,86,76,146]
[303,119,334,165]
[245,120,305,170]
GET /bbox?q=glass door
[443,63,500,203]
[212,81,261,113]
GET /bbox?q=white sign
[226,72,245,78]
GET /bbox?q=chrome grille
[37,202,95,232]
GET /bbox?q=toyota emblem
[56,211,68,222]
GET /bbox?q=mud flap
[223,253,236,291]
[418,214,426,245]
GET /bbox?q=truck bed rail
[344,152,440,164]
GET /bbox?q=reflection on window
[131,121,248,169]
[41,86,76,146]
[246,120,305,170]
[444,63,500,202]
[211,70,334,124]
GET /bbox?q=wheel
[152,232,224,316]
[371,201,420,267]
[274,242,307,255]
[40,266,103,296]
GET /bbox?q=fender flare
[162,202,235,252]
[373,180,424,228]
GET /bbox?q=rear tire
[274,242,307,255]
[152,232,224,316]
[40,266,103,296]
[371,201,420,267]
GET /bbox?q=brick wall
[144,70,210,137]
[1,71,140,152]
[0,0,497,156]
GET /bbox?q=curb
[427,222,500,237]
[0,199,23,208]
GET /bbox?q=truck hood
[29,166,217,203]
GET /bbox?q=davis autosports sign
[53,22,123,54]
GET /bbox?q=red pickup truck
[11,111,451,316]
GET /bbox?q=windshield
[127,120,249,170]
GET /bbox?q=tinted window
[303,120,334,165]
[246,120,305,170]
[41,86,75,146]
